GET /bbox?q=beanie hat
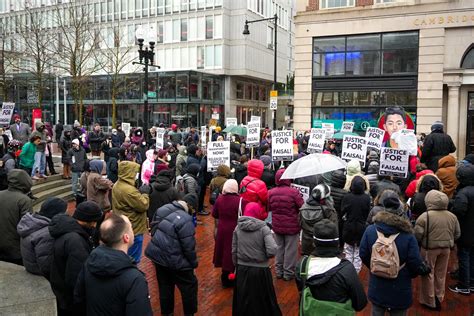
[382,195,404,216]
[182,193,198,212]
[157,149,168,158]
[311,184,331,200]
[260,155,272,167]
[222,179,239,194]
[72,139,80,145]
[187,144,198,155]
[313,219,340,256]
[243,202,265,220]
[39,197,67,219]
[463,154,474,164]
[367,161,380,175]
[73,201,103,222]
[186,163,200,176]
[73,120,80,127]
[431,121,444,132]
[13,114,20,120]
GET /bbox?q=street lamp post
[243,13,278,130]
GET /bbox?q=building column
[447,83,461,153]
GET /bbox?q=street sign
[269,90,278,110]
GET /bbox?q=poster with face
[377,106,415,149]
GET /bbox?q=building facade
[0,0,294,129]
[294,0,474,158]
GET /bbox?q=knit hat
[260,155,272,167]
[73,120,80,127]
[72,139,80,145]
[463,154,474,164]
[39,197,67,219]
[187,144,198,155]
[13,114,20,120]
[382,195,404,216]
[222,179,238,194]
[367,161,380,175]
[311,184,331,200]
[73,201,103,222]
[431,121,444,132]
[186,163,200,176]
[182,193,198,213]
[313,219,340,256]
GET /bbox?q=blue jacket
[360,211,423,310]
[145,201,197,270]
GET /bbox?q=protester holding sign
[307,129,326,154]
[207,141,230,172]
[272,130,293,161]
[365,127,385,151]
[379,148,410,178]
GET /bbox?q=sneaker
[197,210,210,216]
[31,176,40,180]
[39,174,48,179]
[448,284,470,295]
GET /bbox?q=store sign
[307,128,326,153]
[365,127,385,150]
[226,117,237,127]
[341,121,354,133]
[0,102,15,126]
[272,130,293,161]
[341,135,367,166]
[155,128,165,149]
[207,141,230,171]
[379,147,409,178]
[291,183,310,202]
[246,120,260,147]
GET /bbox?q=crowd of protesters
[0,111,473,316]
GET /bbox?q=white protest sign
[121,122,131,137]
[341,135,368,166]
[201,126,207,148]
[211,113,219,120]
[393,129,418,156]
[341,121,354,133]
[207,141,230,171]
[321,122,334,139]
[291,183,310,202]
[307,128,326,153]
[155,128,165,149]
[0,102,15,126]
[226,117,237,127]
[272,130,294,161]
[246,120,260,147]
[4,129,12,141]
[250,116,260,122]
[365,127,385,150]
[379,147,409,178]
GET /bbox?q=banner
[321,122,334,139]
[272,130,294,161]
[307,128,326,153]
[201,126,207,148]
[341,121,354,133]
[226,117,237,127]
[207,141,230,171]
[341,135,367,166]
[121,122,131,137]
[0,102,15,126]
[246,120,260,147]
[155,128,165,149]
[365,127,385,150]
[291,183,310,202]
[379,147,409,178]
[392,129,418,156]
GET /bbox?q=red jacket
[268,169,304,235]
[239,159,268,220]
[405,169,433,198]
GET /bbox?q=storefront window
[236,82,244,99]
[188,104,198,127]
[190,73,200,99]
[152,104,170,126]
[126,77,141,99]
[212,78,222,101]
[158,75,176,99]
[176,74,189,99]
[244,84,252,100]
[202,76,212,100]
[312,90,417,107]
[171,104,187,125]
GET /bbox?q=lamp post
[243,13,278,130]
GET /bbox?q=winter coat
[74,245,153,316]
[421,130,456,172]
[360,211,424,310]
[68,147,88,173]
[209,165,231,193]
[329,171,347,217]
[140,150,156,185]
[31,122,47,152]
[341,176,371,246]
[452,164,474,247]
[49,214,95,311]
[60,134,73,164]
[239,160,268,220]
[0,169,33,262]
[112,161,150,235]
[268,169,304,235]
[2,152,16,174]
[295,257,367,312]
[10,122,31,145]
[234,163,248,185]
[299,197,338,255]
[366,190,405,225]
[186,154,200,168]
[88,130,105,152]
[414,190,460,249]
[405,169,433,198]
[435,155,459,199]
[145,201,197,270]
[148,171,180,222]
[106,148,120,183]
[87,172,113,211]
[175,147,187,177]
[19,141,36,168]
[344,160,369,193]
[410,174,443,217]
[261,168,276,189]
[232,216,277,267]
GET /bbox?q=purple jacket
[268,169,304,235]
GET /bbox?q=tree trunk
[112,94,116,128]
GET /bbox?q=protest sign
[246,120,260,147]
[207,141,230,171]
[365,127,385,150]
[155,128,165,149]
[0,103,14,126]
[272,130,294,161]
[321,122,334,139]
[393,129,418,156]
[211,113,219,120]
[121,122,131,137]
[379,147,409,178]
[307,128,326,153]
[250,116,260,122]
[201,126,207,148]
[341,135,367,166]
[341,121,354,133]
[226,117,237,127]
[291,183,310,202]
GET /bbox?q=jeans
[31,151,46,176]
[71,172,81,196]
[458,246,474,289]
[127,234,143,264]
[372,304,407,316]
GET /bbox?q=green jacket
[19,142,37,168]
[112,161,149,235]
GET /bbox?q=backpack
[299,256,355,316]
[209,186,220,205]
[370,230,405,279]
[175,175,185,193]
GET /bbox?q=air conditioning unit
[267,43,273,49]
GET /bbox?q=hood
[48,214,88,239]
[118,161,140,186]
[8,169,33,193]
[275,168,290,186]
[17,213,50,238]
[438,155,456,169]
[456,164,474,186]
[247,159,264,178]
[306,258,346,287]
[425,190,449,211]
[417,174,442,193]
[35,121,45,129]
[415,169,433,180]
[349,175,366,194]
[108,147,120,159]
[89,160,104,174]
[86,245,135,277]
[330,169,346,189]
[237,216,266,232]
[373,211,414,234]
[151,173,173,190]
[217,164,231,177]
[186,163,200,176]
[178,146,187,155]
[346,160,361,176]
[145,149,155,162]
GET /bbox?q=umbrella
[223,125,247,136]
[280,153,347,180]
[331,131,359,140]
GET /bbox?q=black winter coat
[145,201,197,270]
[233,163,247,186]
[261,168,276,189]
[74,245,153,316]
[49,214,95,311]
[330,170,347,217]
[452,165,474,247]
[341,177,371,246]
[421,131,456,172]
[88,131,106,152]
[148,171,180,222]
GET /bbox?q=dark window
[461,45,474,69]
[176,74,189,98]
[158,75,176,99]
[202,76,212,100]
[190,73,200,98]
[181,19,187,41]
[236,82,244,99]
[157,22,163,43]
[213,78,222,101]
[205,16,213,39]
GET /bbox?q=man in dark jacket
[55,120,64,144]
[329,169,347,246]
[74,214,153,315]
[49,201,103,316]
[148,170,180,222]
[260,155,276,189]
[186,144,201,166]
[88,123,106,157]
[68,139,88,197]
[296,219,367,313]
[145,196,198,316]
[0,169,33,265]
[421,121,456,172]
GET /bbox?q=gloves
[139,184,151,194]
[417,261,432,276]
